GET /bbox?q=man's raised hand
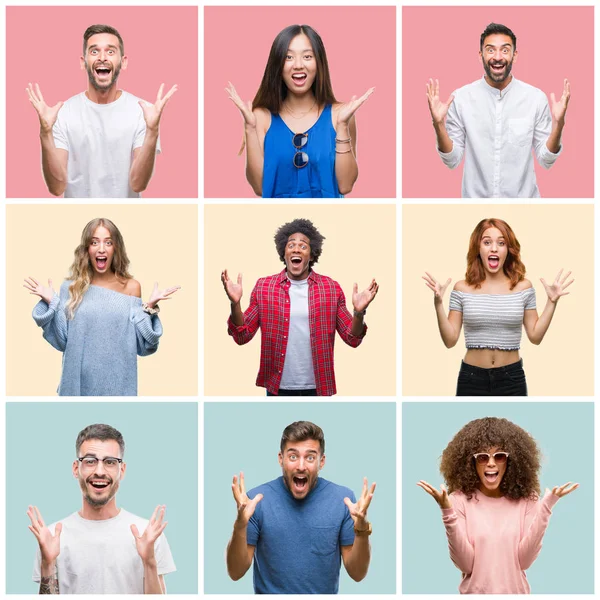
[26,83,64,133]
[426,79,455,125]
[221,269,243,304]
[344,477,376,530]
[550,78,570,123]
[27,505,62,565]
[139,83,178,132]
[232,472,263,528]
[352,279,379,313]
[130,505,168,564]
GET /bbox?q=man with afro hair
[221,218,378,396]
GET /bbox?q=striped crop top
[449,288,537,350]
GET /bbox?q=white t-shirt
[32,509,176,594]
[52,90,161,198]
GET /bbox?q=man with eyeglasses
[221,218,378,396]
[226,421,376,593]
[426,22,570,198]
[27,424,175,594]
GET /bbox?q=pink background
[7,6,198,198]
[402,6,594,198]
[204,6,396,198]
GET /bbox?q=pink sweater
[441,489,559,594]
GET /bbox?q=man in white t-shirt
[26,24,177,198]
[27,424,176,594]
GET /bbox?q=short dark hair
[83,24,124,57]
[75,424,125,458]
[280,421,325,455]
[480,23,517,51]
[274,218,325,267]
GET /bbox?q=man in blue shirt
[226,421,375,593]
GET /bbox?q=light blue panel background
[204,402,396,594]
[6,402,198,594]
[402,402,594,594]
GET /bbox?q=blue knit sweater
[32,281,162,396]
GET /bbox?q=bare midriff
[464,348,520,369]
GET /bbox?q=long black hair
[253,25,337,114]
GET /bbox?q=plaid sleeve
[335,285,366,347]
[227,284,261,345]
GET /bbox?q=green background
[402,402,594,594]
[6,402,198,594]
[204,402,396,594]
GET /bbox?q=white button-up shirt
[438,77,561,198]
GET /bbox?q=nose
[293,56,303,69]
[94,461,107,475]
[492,49,503,61]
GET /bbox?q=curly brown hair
[440,417,541,500]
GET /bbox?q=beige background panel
[402,204,593,396]
[205,204,396,396]
[7,205,198,396]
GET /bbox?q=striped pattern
[228,269,366,396]
[449,288,536,350]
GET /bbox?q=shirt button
[285,319,288,322]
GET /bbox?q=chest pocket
[310,526,338,556]
[508,118,533,148]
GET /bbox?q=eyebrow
[286,448,318,454]
[287,48,313,53]
[91,236,112,240]
[88,44,119,51]
[484,43,512,49]
[482,235,505,240]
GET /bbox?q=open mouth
[94,65,112,79]
[488,255,499,269]
[292,475,308,492]
[490,63,506,74]
[96,257,108,270]
[484,471,499,483]
[291,73,308,86]
[290,256,303,266]
[89,479,111,490]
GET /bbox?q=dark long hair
[253,25,337,114]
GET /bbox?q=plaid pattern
[228,269,366,396]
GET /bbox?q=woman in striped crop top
[418,417,578,594]
[226,24,374,198]
[423,218,573,396]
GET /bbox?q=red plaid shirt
[228,269,366,396]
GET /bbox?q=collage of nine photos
[1,2,596,597]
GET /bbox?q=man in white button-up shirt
[426,23,570,198]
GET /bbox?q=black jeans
[267,388,318,397]
[456,359,527,396]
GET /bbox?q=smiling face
[73,439,125,508]
[88,225,115,275]
[81,33,126,92]
[475,446,508,497]
[480,33,517,86]
[282,33,317,96]
[284,232,312,280]
[278,439,325,500]
[479,226,508,276]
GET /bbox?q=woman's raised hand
[540,269,574,303]
[417,480,452,509]
[23,277,55,305]
[221,269,243,304]
[550,482,579,498]
[147,283,181,309]
[337,87,375,125]
[422,272,452,303]
[226,82,257,129]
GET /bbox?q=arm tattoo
[39,575,59,594]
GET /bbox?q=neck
[79,498,120,520]
[478,485,503,498]
[86,84,121,105]
[284,91,316,110]
[485,73,512,91]
[91,270,118,286]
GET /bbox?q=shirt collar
[278,268,317,286]
[481,74,516,98]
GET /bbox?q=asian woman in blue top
[226,24,374,198]
[24,218,180,396]
[422,218,573,396]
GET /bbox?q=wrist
[142,557,158,569]
[233,519,248,533]
[41,559,57,577]
[145,125,160,137]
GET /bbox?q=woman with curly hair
[417,417,578,594]
[422,218,573,396]
[226,24,374,198]
[24,218,180,396]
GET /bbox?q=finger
[562,278,574,290]
[240,471,246,495]
[444,277,452,289]
[539,277,546,287]
[416,482,436,497]
[26,506,39,528]
[558,481,572,492]
[253,493,263,506]
[162,84,178,104]
[34,506,45,528]
[131,523,140,538]
[563,482,579,495]
[343,496,354,511]
[560,270,572,284]
[156,83,165,103]
[237,273,242,285]
[26,86,34,103]
[424,272,437,284]
[361,476,368,498]
[550,92,556,105]
[435,79,440,97]
[28,525,42,541]
[446,94,455,107]
[353,282,358,295]
[48,278,53,289]
[149,504,160,523]
[155,505,166,525]
[154,521,168,537]
[54,522,63,538]
[35,83,45,103]
[555,269,563,282]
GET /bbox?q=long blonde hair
[66,218,133,319]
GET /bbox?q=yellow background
[204,204,396,396]
[7,204,198,396]
[402,204,594,396]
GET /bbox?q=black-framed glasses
[473,452,509,464]
[292,133,309,168]
[78,456,123,470]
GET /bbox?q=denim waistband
[460,359,523,375]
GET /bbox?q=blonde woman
[24,218,180,396]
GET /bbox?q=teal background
[204,402,396,594]
[402,402,594,594]
[6,402,198,594]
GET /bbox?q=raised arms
[422,273,463,348]
[27,506,61,595]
